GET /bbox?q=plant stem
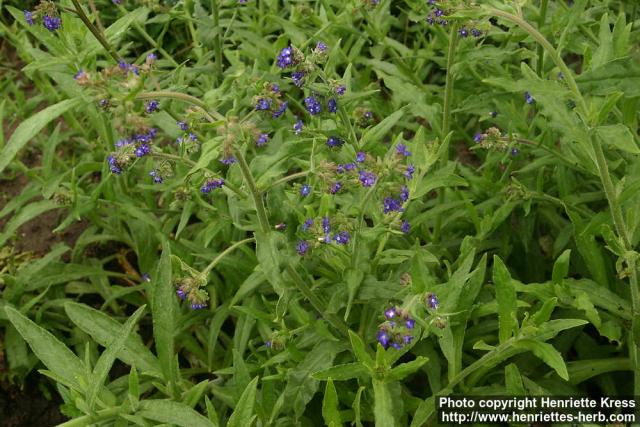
[201,238,255,276]
[266,171,309,191]
[70,0,121,63]
[211,0,223,82]
[433,22,459,242]
[234,149,270,233]
[285,265,349,337]
[57,407,121,427]
[535,0,549,75]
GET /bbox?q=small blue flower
[471,28,482,37]
[383,197,403,214]
[524,91,535,104]
[326,136,344,148]
[276,46,295,68]
[296,240,310,255]
[336,164,345,174]
[316,41,328,53]
[176,288,186,300]
[322,217,330,233]
[135,143,150,157]
[265,340,272,348]
[271,83,280,93]
[385,307,396,319]
[177,121,188,131]
[329,182,342,194]
[272,101,288,119]
[396,143,411,157]
[336,85,346,96]
[293,118,304,134]
[459,27,469,38]
[118,60,129,70]
[300,183,311,196]
[201,178,224,194]
[24,10,34,25]
[255,98,272,111]
[149,170,163,183]
[304,96,322,115]
[327,98,338,113]
[406,318,415,329]
[146,53,157,62]
[256,133,269,147]
[292,71,305,87]
[359,170,377,187]
[404,164,415,180]
[301,218,313,231]
[333,231,350,245]
[188,133,198,142]
[402,334,413,345]
[434,8,444,17]
[489,111,498,118]
[377,330,390,348]
[427,293,439,310]
[108,156,122,174]
[42,15,61,31]
[401,220,410,234]
[141,273,151,282]
[356,151,366,162]
[145,100,159,114]
[191,303,207,310]
[473,132,483,143]
[511,147,520,156]
[400,185,409,202]
[220,155,237,165]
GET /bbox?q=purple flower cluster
[276,46,296,68]
[145,100,159,114]
[383,197,404,214]
[326,136,344,148]
[377,306,415,349]
[327,98,338,113]
[256,133,269,147]
[304,96,322,115]
[43,15,62,31]
[427,293,440,310]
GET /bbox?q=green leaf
[227,377,259,427]
[137,400,215,427]
[595,124,639,154]
[0,99,80,174]
[504,363,526,395]
[591,14,613,69]
[64,302,161,376]
[386,356,429,382]
[567,358,631,385]
[348,330,374,368]
[152,240,178,387]
[361,107,406,147]
[514,339,569,380]
[254,231,287,296]
[312,362,368,380]
[86,305,146,410]
[372,379,396,427]
[5,306,84,391]
[322,379,342,427]
[552,249,571,285]
[493,256,517,344]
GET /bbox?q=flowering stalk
[70,0,121,63]
[135,91,224,121]
[200,237,255,277]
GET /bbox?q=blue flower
[459,27,469,38]
[304,96,322,115]
[272,101,288,119]
[333,231,350,245]
[149,170,163,183]
[402,335,413,345]
[471,28,482,37]
[427,293,439,310]
[406,318,415,329]
[135,143,150,157]
[473,132,483,143]
[345,162,356,171]
[383,197,403,214]
[359,170,377,187]
[276,46,295,68]
[322,217,331,233]
[396,143,411,157]
[511,147,520,156]
[292,71,305,87]
[377,330,390,348]
[336,85,346,96]
[300,183,311,196]
[177,121,188,131]
[220,155,237,165]
[107,156,122,174]
[256,133,269,147]
[43,15,61,31]
[146,53,157,63]
[326,136,344,148]
[271,83,280,93]
[145,100,159,114]
[301,218,313,231]
[255,98,272,111]
[191,303,207,310]
[316,41,328,53]
[525,91,535,104]
[293,118,304,134]
[327,98,337,113]
[176,288,186,300]
[401,220,410,234]
[296,240,310,255]
[24,10,34,25]
[489,111,498,118]
[336,164,345,174]
[404,164,415,180]
[356,151,366,162]
[400,185,409,202]
[201,178,224,194]
[329,182,342,194]
[384,307,396,319]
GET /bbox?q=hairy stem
[201,238,255,276]
[70,0,121,63]
[234,149,270,233]
[211,0,223,81]
[535,0,549,75]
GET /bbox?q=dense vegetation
[0,0,639,425]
